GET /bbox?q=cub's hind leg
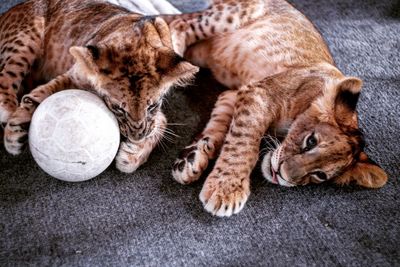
[166,0,267,56]
[0,3,44,125]
[172,90,236,184]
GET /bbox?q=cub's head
[262,76,388,188]
[69,16,198,142]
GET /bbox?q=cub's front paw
[115,141,151,173]
[4,110,31,155]
[172,137,215,185]
[199,172,250,217]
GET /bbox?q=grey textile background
[1,0,399,266]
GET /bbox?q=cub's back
[0,0,134,81]
[186,0,334,88]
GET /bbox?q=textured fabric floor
[1,0,399,266]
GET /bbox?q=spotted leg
[165,0,267,56]
[200,85,271,217]
[4,73,74,155]
[172,90,237,184]
[116,112,167,173]
[0,11,44,126]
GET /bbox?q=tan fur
[169,0,388,217]
[0,0,199,172]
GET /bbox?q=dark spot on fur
[27,45,34,54]
[119,67,128,74]
[198,23,205,36]
[128,74,142,91]
[14,40,24,47]
[239,109,251,116]
[224,146,237,152]
[6,71,17,78]
[21,57,29,65]
[106,49,114,62]
[211,26,215,34]
[100,68,112,75]
[235,120,246,128]
[14,61,24,67]
[124,45,133,52]
[230,130,242,137]
[190,23,195,32]
[122,56,132,66]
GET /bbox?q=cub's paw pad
[4,121,30,155]
[172,138,215,185]
[199,174,250,217]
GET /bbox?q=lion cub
[0,0,202,172]
[168,0,388,217]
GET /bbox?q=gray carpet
[1,0,399,266]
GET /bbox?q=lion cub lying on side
[167,0,387,217]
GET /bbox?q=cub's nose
[132,121,144,130]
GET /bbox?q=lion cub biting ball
[0,0,201,172]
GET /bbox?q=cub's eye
[312,171,328,181]
[303,133,318,152]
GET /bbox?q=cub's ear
[69,45,100,73]
[334,152,388,188]
[158,48,199,86]
[334,77,363,127]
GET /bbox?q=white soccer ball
[29,89,120,182]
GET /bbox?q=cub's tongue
[270,167,278,184]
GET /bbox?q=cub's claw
[199,172,250,217]
[172,137,215,185]
[4,120,30,155]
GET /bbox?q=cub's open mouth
[270,164,279,184]
[261,151,296,187]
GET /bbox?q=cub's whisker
[167,122,187,126]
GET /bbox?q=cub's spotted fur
[169,0,388,217]
[0,0,204,172]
